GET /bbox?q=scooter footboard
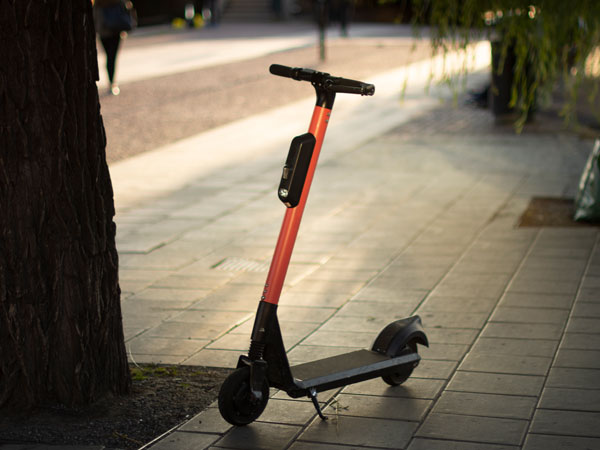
[289,349,420,396]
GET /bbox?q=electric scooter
[218,64,428,426]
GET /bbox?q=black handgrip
[270,64,297,79]
[327,79,375,96]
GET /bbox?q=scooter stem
[262,103,332,305]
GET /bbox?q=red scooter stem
[262,105,331,305]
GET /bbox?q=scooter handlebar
[269,64,375,96]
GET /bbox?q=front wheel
[218,366,269,426]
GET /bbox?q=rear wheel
[218,366,269,426]
[380,341,419,387]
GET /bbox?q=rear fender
[371,315,428,357]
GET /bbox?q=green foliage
[412,0,600,130]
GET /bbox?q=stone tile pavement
[116,101,599,449]
[5,85,598,450]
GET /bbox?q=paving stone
[566,318,600,334]
[120,251,196,271]
[498,292,574,309]
[490,306,570,325]
[546,367,600,389]
[408,438,516,450]
[450,259,521,274]
[300,330,376,348]
[423,327,480,345]
[342,377,445,399]
[416,412,528,445]
[289,442,371,450]
[298,415,418,449]
[530,409,600,437]
[411,359,457,380]
[371,269,447,290]
[166,310,253,327]
[432,391,537,420]
[553,349,600,369]
[388,255,456,270]
[507,278,580,296]
[120,278,154,293]
[471,337,558,357]
[117,231,174,254]
[481,322,564,340]
[561,332,600,350]
[351,286,427,304]
[527,247,591,260]
[127,336,209,356]
[289,279,366,296]
[512,265,587,282]
[417,311,489,329]
[335,301,415,320]
[572,302,600,318]
[459,352,552,376]
[151,274,234,290]
[319,315,395,333]
[278,292,350,308]
[539,387,600,412]
[520,257,588,272]
[431,273,511,299]
[206,333,251,351]
[581,276,600,289]
[121,298,192,318]
[447,371,545,396]
[215,422,301,449]
[418,295,497,313]
[147,319,242,341]
[577,288,600,303]
[275,306,337,323]
[403,243,466,258]
[300,268,379,283]
[121,310,170,332]
[178,407,232,434]
[413,338,469,360]
[522,433,600,450]
[183,349,240,368]
[130,287,209,303]
[256,398,320,425]
[536,229,597,247]
[329,394,431,421]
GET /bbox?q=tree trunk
[0,0,131,410]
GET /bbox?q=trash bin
[574,139,600,222]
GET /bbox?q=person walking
[93,0,128,95]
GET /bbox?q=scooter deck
[290,349,419,394]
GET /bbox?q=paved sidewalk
[113,85,600,449]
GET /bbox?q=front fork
[244,89,336,401]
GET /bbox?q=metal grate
[212,257,269,272]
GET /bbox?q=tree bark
[0,0,131,410]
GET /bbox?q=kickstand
[309,388,328,421]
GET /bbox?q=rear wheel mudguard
[371,315,429,357]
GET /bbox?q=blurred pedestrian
[332,0,352,37]
[93,0,135,95]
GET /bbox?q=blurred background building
[133,0,416,26]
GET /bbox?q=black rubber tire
[218,366,269,426]
[382,365,415,386]
[381,341,419,387]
